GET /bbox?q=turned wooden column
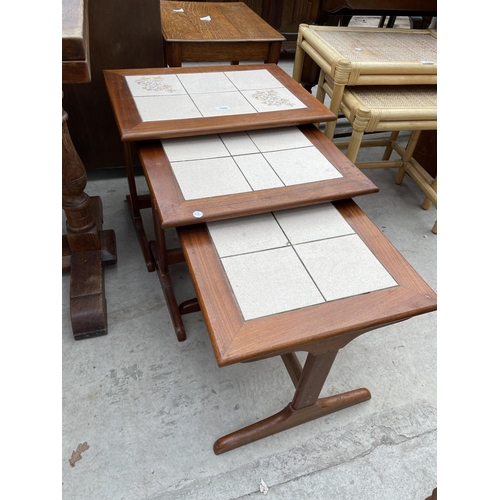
[62,100,117,340]
[63,0,117,340]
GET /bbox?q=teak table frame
[138,124,378,342]
[176,199,437,453]
[103,64,338,272]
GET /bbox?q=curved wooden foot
[214,388,371,454]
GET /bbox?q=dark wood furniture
[316,0,436,28]
[62,0,164,170]
[103,64,337,271]
[63,0,117,339]
[161,1,285,66]
[176,199,437,453]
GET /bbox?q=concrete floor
[62,23,437,500]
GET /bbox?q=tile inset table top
[177,199,437,366]
[103,64,337,141]
[139,124,378,228]
[208,203,398,320]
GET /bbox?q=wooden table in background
[161,1,285,67]
[63,0,117,339]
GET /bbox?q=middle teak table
[137,124,378,341]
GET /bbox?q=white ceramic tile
[264,147,342,186]
[171,157,251,200]
[177,72,237,94]
[220,247,324,320]
[274,203,355,244]
[133,95,202,122]
[219,132,260,156]
[224,69,283,90]
[247,127,312,152]
[207,212,288,257]
[242,87,307,112]
[295,234,398,301]
[190,91,257,117]
[161,135,230,162]
[233,154,284,191]
[125,74,186,96]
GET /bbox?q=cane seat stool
[333,84,437,233]
[293,25,437,140]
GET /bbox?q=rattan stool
[293,25,437,139]
[333,84,437,233]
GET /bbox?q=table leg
[122,142,155,272]
[62,103,117,340]
[213,348,371,454]
[149,199,199,342]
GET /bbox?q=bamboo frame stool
[333,84,437,233]
[293,25,437,139]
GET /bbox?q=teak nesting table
[104,63,437,453]
[104,64,338,270]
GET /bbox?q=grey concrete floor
[62,24,437,500]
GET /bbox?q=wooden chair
[332,84,437,233]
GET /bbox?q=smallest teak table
[177,199,437,453]
[160,1,285,67]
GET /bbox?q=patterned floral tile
[241,87,307,112]
[125,74,186,96]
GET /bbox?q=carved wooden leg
[62,103,117,340]
[213,349,371,454]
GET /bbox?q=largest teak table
[104,63,338,271]
[176,199,437,453]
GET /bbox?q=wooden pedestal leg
[213,349,371,454]
[62,103,117,340]
[122,142,155,272]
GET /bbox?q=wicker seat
[333,84,437,233]
[293,25,437,139]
